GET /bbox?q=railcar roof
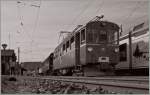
[86,20,120,30]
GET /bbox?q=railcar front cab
[85,21,120,70]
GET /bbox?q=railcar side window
[119,43,127,61]
[63,44,65,51]
[60,48,62,56]
[66,41,69,52]
[55,49,58,58]
[70,36,74,49]
[71,36,74,43]
[53,53,55,59]
[58,49,60,57]
[81,29,85,44]
[54,51,56,59]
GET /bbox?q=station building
[1,49,17,75]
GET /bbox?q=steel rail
[56,76,149,81]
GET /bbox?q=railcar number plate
[98,57,109,62]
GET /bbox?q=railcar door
[75,32,80,66]
[74,32,83,75]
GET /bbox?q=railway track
[41,76,149,94]
[2,75,149,94]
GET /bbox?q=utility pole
[18,47,20,64]
[129,31,132,75]
[18,47,21,75]
[9,32,11,49]
[2,44,7,75]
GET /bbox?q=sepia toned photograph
[1,0,149,94]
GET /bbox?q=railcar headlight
[114,48,119,52]
[87,47,93,52]
[101,48,105,51]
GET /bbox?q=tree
[133,44,142,58]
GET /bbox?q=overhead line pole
[9,31,11,49]
[31,0,42,60]
[129,31,132,75]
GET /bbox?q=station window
[119,43,127,61]
[81,29,85,44]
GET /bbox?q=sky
[1,0,148,62]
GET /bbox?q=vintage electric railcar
[115,20,149,75]
[52,16,120,76]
